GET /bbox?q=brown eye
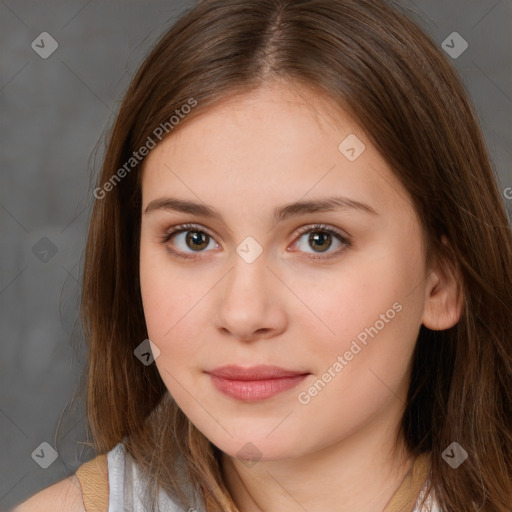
[307,231,333,252]
[184,230,210,251]
[292,224,351,260]
[160,223,218,259]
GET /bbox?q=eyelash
[158,223,351,261]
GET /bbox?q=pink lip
[206,365,310,402]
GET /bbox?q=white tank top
[106,442,207,512]
[105,441,442,512]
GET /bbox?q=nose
[214,250,287,342]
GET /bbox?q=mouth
[206,365,310,402]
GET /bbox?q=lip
[206,365,310,402]
[208,364,308,380]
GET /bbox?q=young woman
[15,0,512,511]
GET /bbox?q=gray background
[0,1,511,510]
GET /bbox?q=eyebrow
[144,195,378,223]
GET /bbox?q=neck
[220,405,414,512]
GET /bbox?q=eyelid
[289,223,351,260]
[158,223,217,244]
[294,223,350,240]
[157,223,218,260]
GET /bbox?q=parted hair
[73,1,512,511]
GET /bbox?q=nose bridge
[226,240,270,301]
[215,240,280,338]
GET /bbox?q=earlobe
[421,249,464,331]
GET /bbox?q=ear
[421,236,464,331]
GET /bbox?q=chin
[206,429,303,463]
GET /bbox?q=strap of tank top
[75,453,109,512]
[383,452,432,512]
[72,448,429,512]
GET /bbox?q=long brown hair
[73,0,512,510]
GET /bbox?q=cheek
[311,243,422,350]
[139,243,204,355]
[294,276,420,437]
[297,239,425,418]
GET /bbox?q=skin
[139,80,462,512]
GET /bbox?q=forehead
[140,82,410,221]
[141,81,357,171]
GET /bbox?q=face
[139,81,429,462]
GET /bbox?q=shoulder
[12,474,85,512]
[13,443,125,512]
